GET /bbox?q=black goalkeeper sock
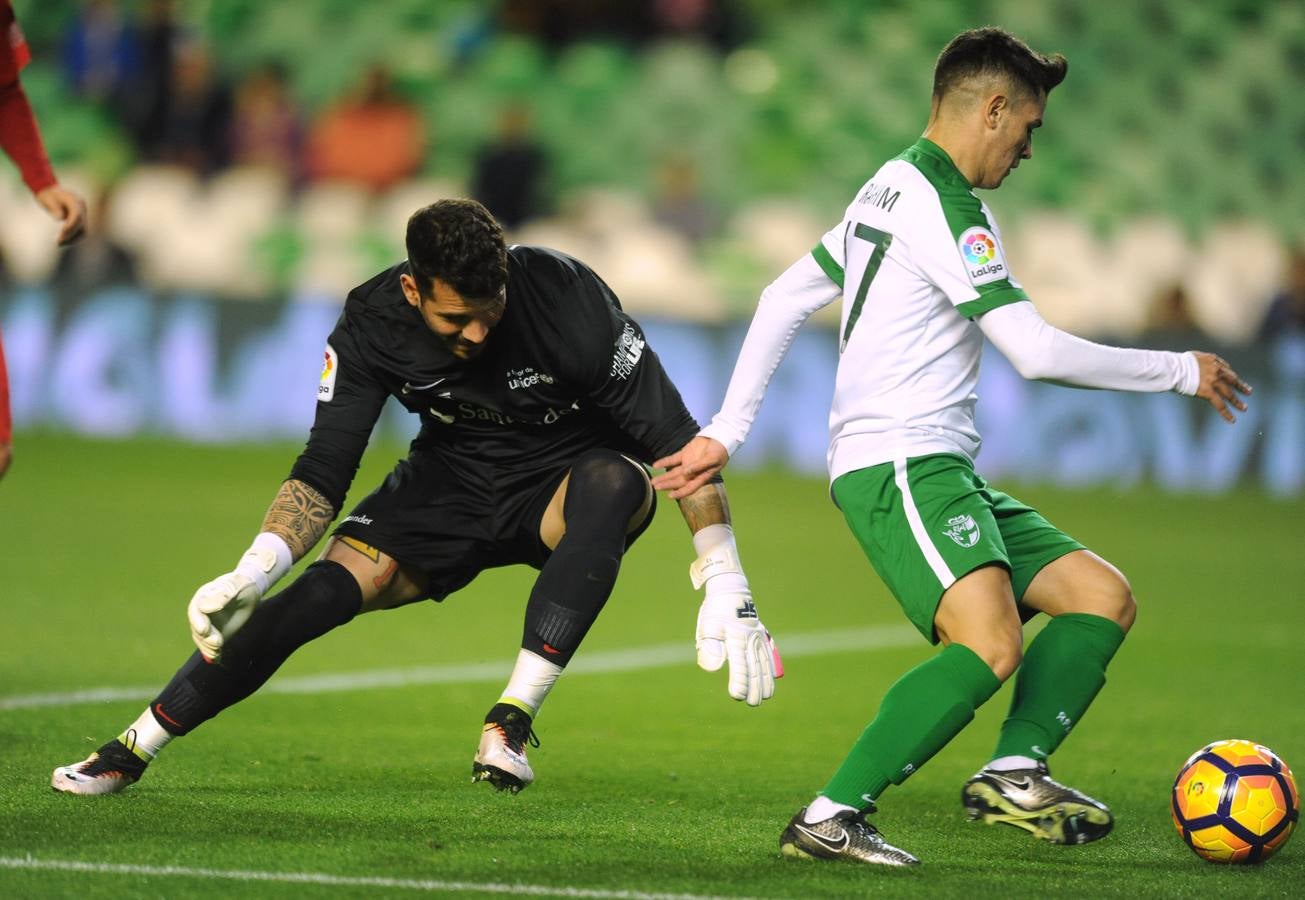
[150,560,363,735]
[521,449,650,667]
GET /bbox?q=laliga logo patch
[958,226,1007,286]
[318,343,338,401]
[942,514,980,548]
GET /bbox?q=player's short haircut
[406,199,507,302]
[933,27,1067,103]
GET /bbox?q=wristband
[689,524,749,593]
[233,532,294,596]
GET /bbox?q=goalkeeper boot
[962,761,1113,844]
[51,739,148,795]
[472,702,539,793]
[780,803,920,866]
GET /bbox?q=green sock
[992,612,1126,762]
[822,643,1001,807]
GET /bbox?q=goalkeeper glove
[690,526,782,707]
[187,533,292,660]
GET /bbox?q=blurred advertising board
[4,287,1301,496]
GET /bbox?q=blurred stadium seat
[1003,212,1100,334]
[1186,222,1285,343]
[375,177,467,246]
[107,166,199,257]
[0,174,62,281]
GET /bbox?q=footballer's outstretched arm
[653,250,841,499]
[979,301,1252,422]
[188,478,338,659]
[674,480,781,707]
[187,319,384,660]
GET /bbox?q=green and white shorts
[832,453,1084,644]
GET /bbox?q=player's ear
[399,273,421,308]
[984,92,1008,130]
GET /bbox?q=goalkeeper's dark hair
[405,199,507,302]
[933,27,1067,103]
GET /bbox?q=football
[1171,739,1299,863]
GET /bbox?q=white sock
[692,524,749,594]
[804,795,859,824]
[119,707,174,761]
[987,755,1039,772]
[500,649,564,716]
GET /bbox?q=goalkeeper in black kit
[53,199,780,796]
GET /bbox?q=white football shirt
[700,137,1197,481]
[703,138,1028,480]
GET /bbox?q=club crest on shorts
[942,514,980,548]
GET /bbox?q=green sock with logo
[821,643,1001,808]
[991,612,1125,763]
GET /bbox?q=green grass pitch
[1,433,1301,898]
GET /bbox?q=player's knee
[1103,574,1137,633]
[984,633,1024,682]
[951,627,1022,682]
[564,449,650,519]
[1073,563,1136,633]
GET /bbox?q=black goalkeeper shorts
[332,449,655,602]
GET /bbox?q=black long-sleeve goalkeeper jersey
[289,245,700,512]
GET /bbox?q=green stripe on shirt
[955,286,1028,319]
[811,242,844,289]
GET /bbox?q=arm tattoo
[675,482,731,534]
[260,479,336,559]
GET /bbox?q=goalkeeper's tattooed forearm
[675,482,732,533]
[261,479,335,558]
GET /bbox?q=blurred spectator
[305,64,424,192]
[471,103,549,230]
[651,152,717,247]
[1258,246,1305,340]
[120,0,180,156]
[50,187,137,297]
[61,0,139,108]
[4,0,90,482]
[2,0,88,243]
[1141,282,1205,346]
[498,0,645,50]
[229,61,303,181]
[649,0,745,50]
[147,36,232,175]
[498,0,742,51]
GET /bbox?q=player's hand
[187,572,263,661]
[695,591,782,707]
[35,185,88,246]
[653,436,729,500]
[1190,351,1251,423]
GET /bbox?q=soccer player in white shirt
[654,27,1250,866]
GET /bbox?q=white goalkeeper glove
[690,526,782,707]
[187,533,293,660]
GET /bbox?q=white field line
[0,855,761,899]
[0,624,920,712]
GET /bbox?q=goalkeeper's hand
[186,534,292,661]
[187,572,263,660]
[695,590,782,707]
